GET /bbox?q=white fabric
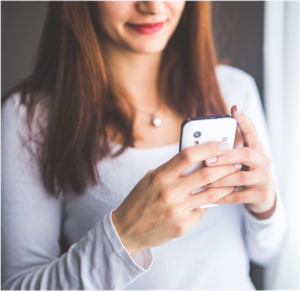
[1,65,286,290]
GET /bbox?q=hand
[204,105,276,219]
[112,141,241,255]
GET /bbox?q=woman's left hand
[204,105,276,219]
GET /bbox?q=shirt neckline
[109,140,180,153]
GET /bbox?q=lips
[126,22,164,34]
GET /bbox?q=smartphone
[179,115,237,208]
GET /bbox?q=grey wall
[212,1,265,103]
[1,1,49,95]
[1,1,265,289]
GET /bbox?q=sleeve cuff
[241,195,286,265]
[242,197,283,226]
[103,209,154,272]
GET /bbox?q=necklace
[135,101,162,127]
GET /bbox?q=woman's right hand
[112,141,240,256]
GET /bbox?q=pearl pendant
[152,116,162,127]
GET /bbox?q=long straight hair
[2,2,230,196]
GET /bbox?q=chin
[125,38,169,54]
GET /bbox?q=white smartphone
[179,115,237,208]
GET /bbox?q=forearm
[2,211,152,290]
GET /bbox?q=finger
[176,164,240,194]
[213,187,257,205]
[205,147,264,169]
[187,186,235,209]
[161,141,229,178]
[204,171,263,188]
[189,208,208,225]
[231,105,264,153]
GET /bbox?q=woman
[2,1,285,289]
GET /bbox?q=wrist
[111,209,142,256]
[247,195,277,220]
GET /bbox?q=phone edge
[179,115,235,152]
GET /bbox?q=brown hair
[2,1,232,196]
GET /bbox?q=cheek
[166,1,186,19]
[95,1,133,30]
[102,1,133,18]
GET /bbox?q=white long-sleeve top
[1,65,286,290]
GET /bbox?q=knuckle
[160,188,173,205]
[173,222,186,237]
[167,207,179,219]
[146,169,155,180]
[239,172,248,185]
[147,169,155,175]
[208,141,218,153]
[250,141,258,150]
[216,197,225,204]
[233,194,245,204]
[199,208,208,219]
[180,149,194,165]
[205,189,217,204]
[221,154,228,164]
[201,168,213,184]
[243,147,253,161]
[151,171,165,186]
[246,121,256,132]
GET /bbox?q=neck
[103,43,163,111]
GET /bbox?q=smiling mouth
[126,22,164,34]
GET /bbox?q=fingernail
[236,105,243,114]
[203,183,211,187]
[206,157,217,164]
[235,163,242,170]
[218,142,229,151]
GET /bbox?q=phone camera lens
[194,131,201,138]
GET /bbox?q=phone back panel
[180,117,237,207]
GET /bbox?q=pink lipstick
[126,22,164,34]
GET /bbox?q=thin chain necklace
[135,101,162,127]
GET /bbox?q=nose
[136,1,165,15]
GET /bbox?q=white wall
[264,1,300,289]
